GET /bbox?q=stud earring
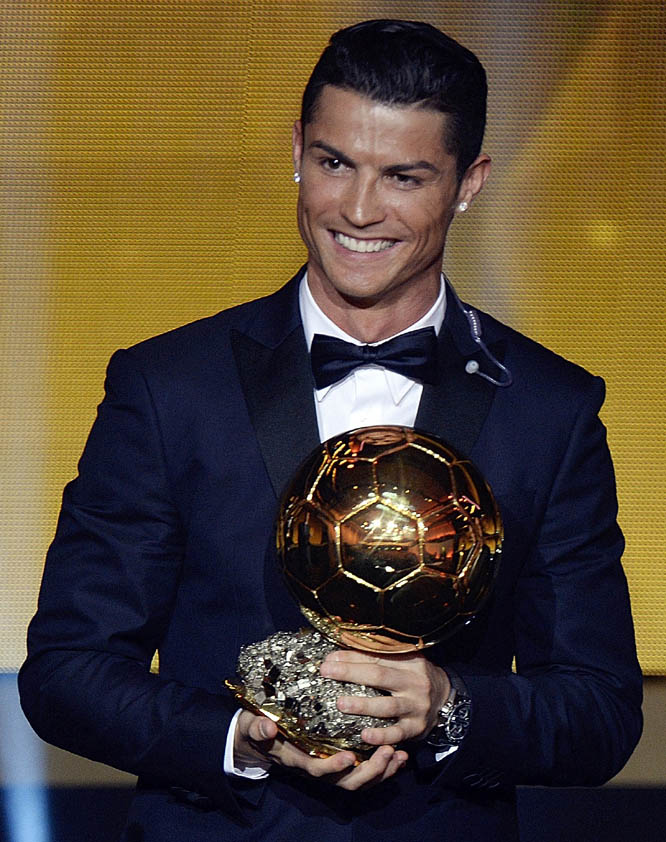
[457,201,469,213]
[293,171,301,184]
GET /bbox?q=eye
[321,156,345,172]
[389,173,421,188]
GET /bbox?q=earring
[293,171,301,184]
[457,201,469,213]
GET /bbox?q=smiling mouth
[333,231,397,253]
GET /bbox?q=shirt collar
[299,272,447,402]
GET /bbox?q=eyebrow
[309,141,441,176]
[385,160,440,176]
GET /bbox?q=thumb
[249,715,278,742]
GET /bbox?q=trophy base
[225,629,396,761]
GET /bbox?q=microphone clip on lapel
[444,273,513,388]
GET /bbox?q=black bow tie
[310,327,439,390]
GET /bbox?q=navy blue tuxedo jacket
[20,270,642,841]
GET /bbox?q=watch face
[445,698,472,743]
[426,695,472,747]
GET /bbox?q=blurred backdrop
[1,0,665,836]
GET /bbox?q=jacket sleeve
[437,377,643,788]
[18,349,249,818]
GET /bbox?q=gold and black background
[1,1,664,821]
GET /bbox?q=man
[19,19,642,842]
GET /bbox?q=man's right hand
[234,710,408,790]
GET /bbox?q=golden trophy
[226,426,502,759]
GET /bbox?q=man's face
[292,85,486,315]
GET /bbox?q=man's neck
[305,273,441,344]
[301,271,446,347]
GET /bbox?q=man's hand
[234,710,408,790]
[319,650,451,746]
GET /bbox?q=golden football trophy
[226,426,502,758]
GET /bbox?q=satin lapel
[415,301,503,456]
[232,323,319,499]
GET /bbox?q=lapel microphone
[444,273,513,388]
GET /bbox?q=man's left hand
[319,650,451,746]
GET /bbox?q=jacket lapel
[416,293,503,456]
[231,271,320,499]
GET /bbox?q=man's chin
[320,276,400,308]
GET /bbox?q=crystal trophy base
[225,629,395,759]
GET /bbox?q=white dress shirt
[225,272,447,777]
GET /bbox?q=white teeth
[334,232,396,253]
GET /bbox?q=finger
[272,740,357,777]
[337,693,409,719]
[334,746,403,791]
[320,660,410,693]
[361,721,418,745]
[323,650,382,665]
[377,749,409,783]
[325,650,425,668]
[335,746,394,790]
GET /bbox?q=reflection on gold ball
[277,426,503,653]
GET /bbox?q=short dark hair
[301,19,487,180]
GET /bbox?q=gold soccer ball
[277,426,503,653]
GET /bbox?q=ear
[292,120,304,173]
[456,153,492,209]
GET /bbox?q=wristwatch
[426,669,472,748]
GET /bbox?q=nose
[340,173,386,229]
